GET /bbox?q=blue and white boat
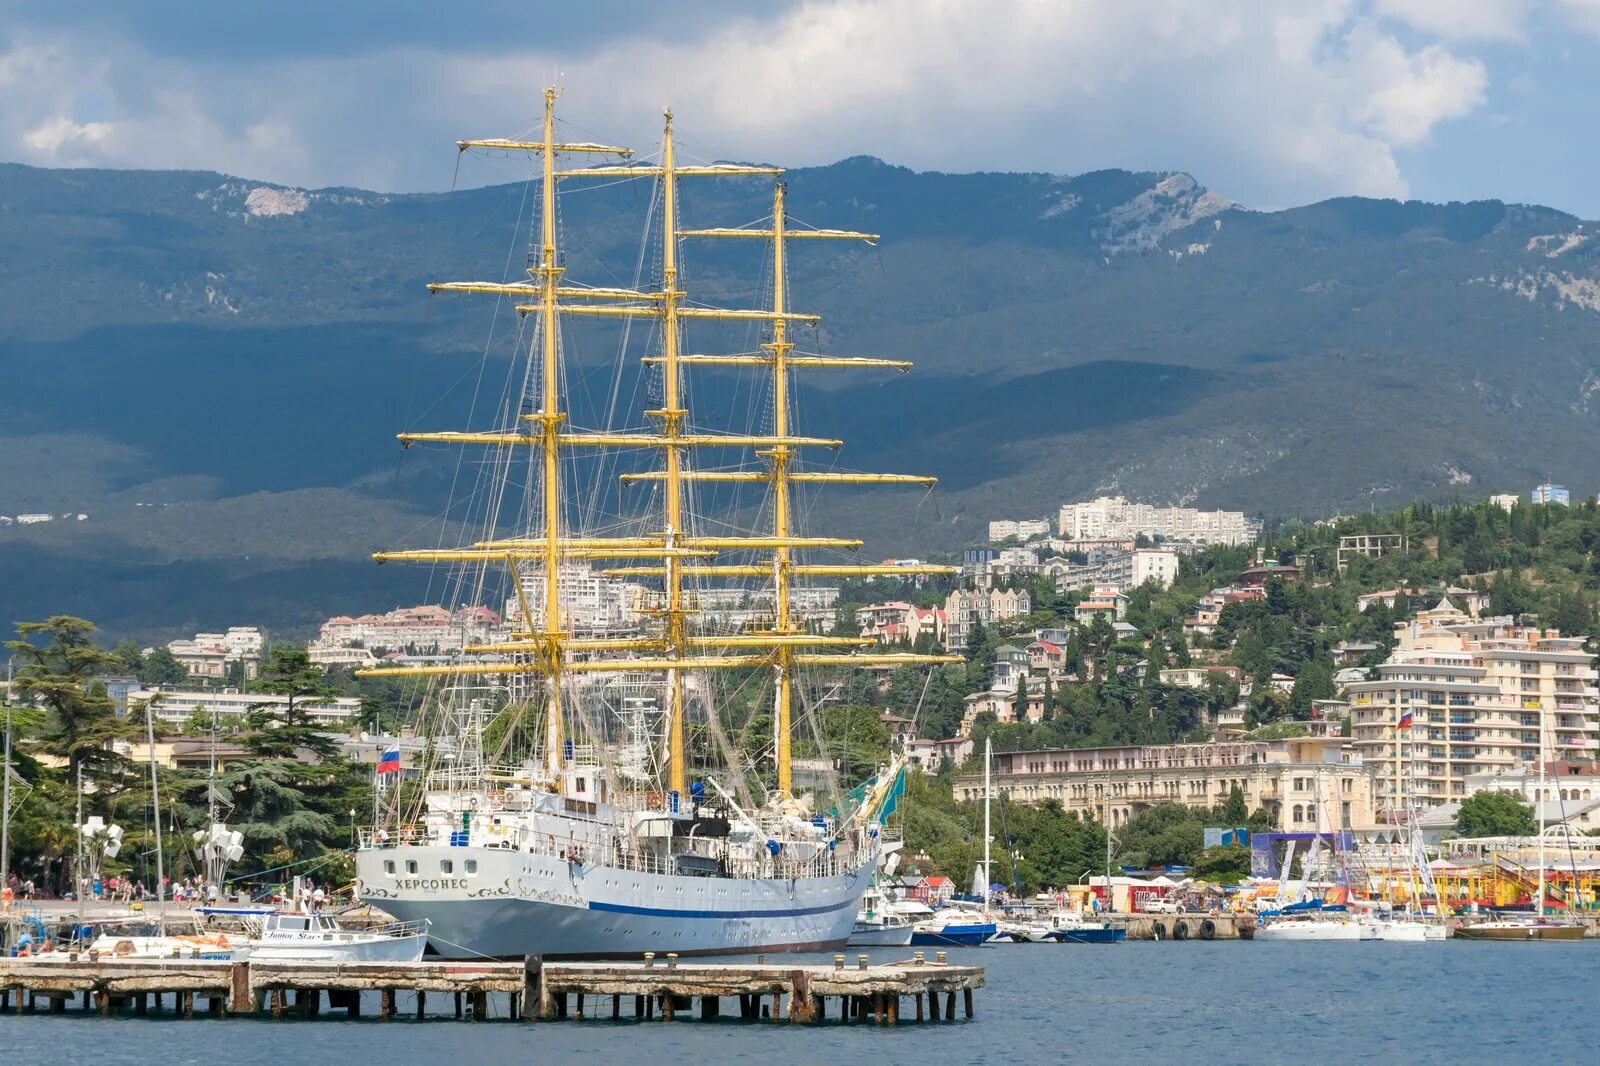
[1042,913,1125,944]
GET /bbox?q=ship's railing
[358,822,866,880]
[358,824,433,848]
[380,918,433,938]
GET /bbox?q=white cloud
[1350,31,1489,145]
[1555,0,1600,34]
[23,115,113,156]
[0,1,1504,207]
[1374,0,1533,41]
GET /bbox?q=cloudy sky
[3,0,1598,214]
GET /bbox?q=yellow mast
[675,184,960,796]
[533,88,566,780]
[768,183,798,795]
[658,110,690,799]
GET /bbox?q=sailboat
[1455,704,1583,941]
[909,740,998,946]
[1256,775,1363,941]
[350,90,957,958]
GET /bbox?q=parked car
[1142,897,1182,914]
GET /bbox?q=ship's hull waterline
[357,844,875,959]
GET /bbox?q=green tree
[138,646,190,687]
[7,616,131,779]
[1454,790,1537,838]
[1189,844,1252,883]
[247,648,342,759]
[1222,784,1248,826]
[819,704,891,788]
[1549,588,1592,637]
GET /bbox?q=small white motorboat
[200,907,429,962]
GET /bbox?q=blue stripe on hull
[587,899,850,920]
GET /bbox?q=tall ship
[352,89,956,957]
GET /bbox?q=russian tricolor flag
[377,748,401,774]
[1397,711,1414,730]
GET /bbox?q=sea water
[3,941,1596,1064]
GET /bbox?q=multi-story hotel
[1346,600,1599,813]
[953,737,1378,831]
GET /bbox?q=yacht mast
[1537,700,1547,916]
[146,702,167,932]
[983,737,993,911]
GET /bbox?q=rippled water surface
[5,941,1597,1064]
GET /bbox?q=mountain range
[3,156,1599,641]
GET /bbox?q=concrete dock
[0,952,984,1025]
[1107,913,1254,940]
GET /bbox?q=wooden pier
[0,951,983,1025]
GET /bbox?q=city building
[125,687,363,727]
[880,711,919,749]
[1055,547,1179,594]
[1531,483,1571,506]
[1489,493,1520,512]
[1159,665,1243,689]
[904,736,975,772]
[318,605,508,655]
[1345,603,1600,814]
[507,566,645,634]
[1237,557,1301,587]
[1073,586,1128,623]
[855,601,944,646]
[944,586,1032,649]
[161,626,266,681]
[692,586,838,633]
[987,518,1051,542]
[1337,533,1407,571]
[1056,496,1254,546]
[953,737,1378,831]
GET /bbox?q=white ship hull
[358,843,874,959]
[1254,918,1365,941]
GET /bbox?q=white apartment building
[1057,496,1253,546]
[987,518,1051,542]
[127,687,362,726]
[319,605,507,653]
[1056,547,1180,594]
[695,586,839,633]
[1346,601,1599,813]
[162,626,265,681]
[503,566,644,635]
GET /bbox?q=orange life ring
[646,792,665,811]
